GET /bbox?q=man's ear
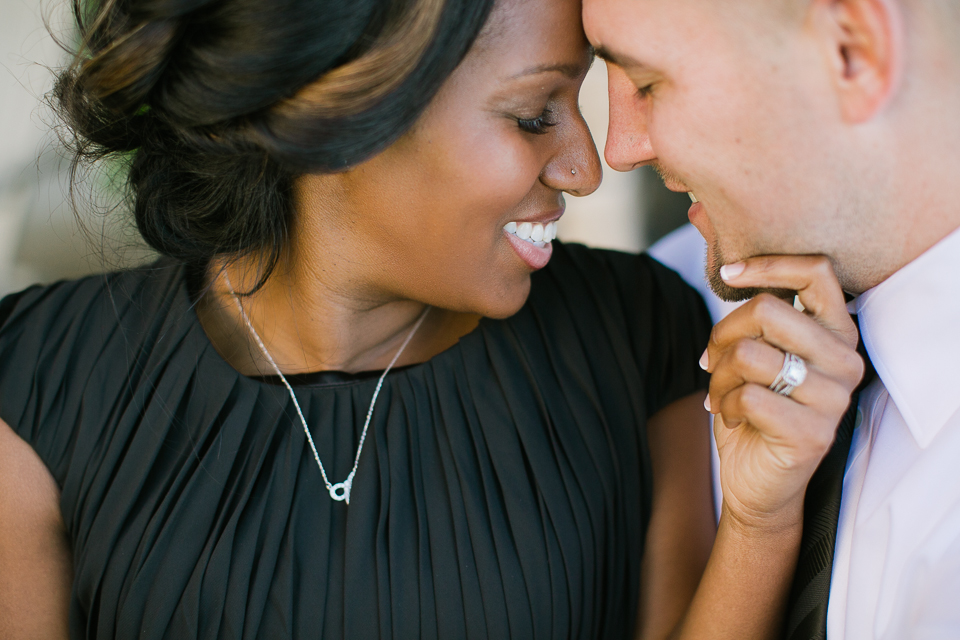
[810,0,903,123]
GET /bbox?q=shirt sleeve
[605,251,714,418]
[0,285,46,435]
[0,279,112,485]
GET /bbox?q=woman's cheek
[449,119,542,187]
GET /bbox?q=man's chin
[707,266,765,302]
[706,242,796,303]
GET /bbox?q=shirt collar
[850,224,960,448]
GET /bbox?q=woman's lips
[502,216,559,271]
[504,229,554,270]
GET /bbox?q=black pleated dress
[0,242,710,640]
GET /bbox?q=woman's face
[296,0,602,319]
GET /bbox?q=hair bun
[79,19,179,113]
[54,0,496,288]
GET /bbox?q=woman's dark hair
[55,0,496,285]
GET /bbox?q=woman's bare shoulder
[0,416,71,639]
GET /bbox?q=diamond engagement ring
[770,352,807,397]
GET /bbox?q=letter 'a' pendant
[329,474,354,504]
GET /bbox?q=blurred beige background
[0,0,692,298]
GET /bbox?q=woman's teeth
[503,221,558,247]
[689,192,699,203]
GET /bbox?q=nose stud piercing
[571,168,577,175]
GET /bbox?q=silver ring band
[770,352,807,397]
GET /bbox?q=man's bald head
[585,0,960,295]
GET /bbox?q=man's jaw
[655,165,792,302]
[683,193,780,302]
[705,241,763,302]
[705,240,799,303]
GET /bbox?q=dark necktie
[783,328,876,640]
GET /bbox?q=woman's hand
[702,255,865,531]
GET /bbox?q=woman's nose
[542,108,603,198]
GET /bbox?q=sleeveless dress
[0,242,710,640]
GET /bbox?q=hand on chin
[700,255,865,530]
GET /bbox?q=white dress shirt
[828,225,960,639]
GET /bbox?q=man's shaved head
[585,0,960,296]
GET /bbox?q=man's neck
[840,145,960,295]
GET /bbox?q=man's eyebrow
[594,46,644,70]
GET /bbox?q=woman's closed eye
[517,108,558,135]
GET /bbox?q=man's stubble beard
[651,163,799,301]
[649,161,806,301]
[706,239,796,302]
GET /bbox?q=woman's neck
[196,254,481,377]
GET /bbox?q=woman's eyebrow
[510,63,584,79]
[511,50,594,80]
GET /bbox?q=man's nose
[604,64,656,172]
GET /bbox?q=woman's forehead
[463,0,591,79]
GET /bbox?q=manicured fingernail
[704,395,712,412]
[699,349,709,371]
[720,262,746,281]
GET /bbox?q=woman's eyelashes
[516,108,558,135]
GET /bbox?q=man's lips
[688,201,704,223]
[661,178,692,194]
[687,200,716,246]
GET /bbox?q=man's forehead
[584,0,795,33]
[584,0,794,67]
[582,0,699,70]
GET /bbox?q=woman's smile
[502,211,563,270]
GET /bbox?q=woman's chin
[469,276,533,321]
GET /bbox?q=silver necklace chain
[224,273,430,505]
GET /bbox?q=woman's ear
[810,0,903,123]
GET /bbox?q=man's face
[583,0,862,299]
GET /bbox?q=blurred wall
[1,0,161,298]
[0,0,61,294]
[558,62,645,253]
[559,61,690,253]
[0,1,690,298]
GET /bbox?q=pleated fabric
[0,242,711,640]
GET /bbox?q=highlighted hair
[53,0,495,287]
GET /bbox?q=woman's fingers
[718,255,858,347]
[706,338,854,421]
[703,256,863,425]
[716,384,838,468]
[702,254,867,524]
[705,294,862,387]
